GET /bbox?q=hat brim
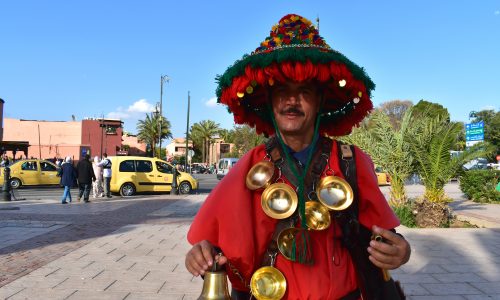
[216,47,375,136]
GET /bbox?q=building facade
[3,118,124,161]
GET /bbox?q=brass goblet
[261,183,298,219]
[305,201,331,230]
[250,266,286,300]
[246,161,275,190]
[315,176,353,211]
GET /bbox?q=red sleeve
[354,146,400,229]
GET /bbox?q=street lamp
[159,75,170,158]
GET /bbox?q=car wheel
[179,181,192,194]
[120,183,136,197]
[10,178,21,189]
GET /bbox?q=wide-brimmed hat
[216,14,375,137]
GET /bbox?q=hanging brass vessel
[246,161,275,190]
[250,266,287,300]
[198,270,231,300]
[305,201,331,230]
[276,227,300,261]
[315,176,353,211]
[261,183,298,219]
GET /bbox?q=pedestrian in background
[98,153,112,198]
[76,154,96,203]
[59,156,76,204]
[92,156,104,198]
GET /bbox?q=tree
[228,125,267,157]
[410,113,492,202]
[376,100,413,130]
[136,112,172,157]
[218,128,235,144]
[412,100,450,121]
[342,109,414,207]
[471,109,500,156]
[190,120,221,163]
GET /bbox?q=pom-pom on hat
[216,14,375,137]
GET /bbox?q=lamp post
[159,75,170,158]
[185,91,190,172]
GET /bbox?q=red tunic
[188,141,400,299]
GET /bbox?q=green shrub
[392,203,417,228]
[459,170,500,203]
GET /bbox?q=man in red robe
[186,14,411,299]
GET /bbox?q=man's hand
[185,240,228,276]
[367,225,411,270]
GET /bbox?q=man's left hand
[367,225,411,270]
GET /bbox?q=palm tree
[410,114,492,202]
[136,112,172,157]
[342,110,414,207]
[190,120,221,163]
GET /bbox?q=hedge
[459,170,500,203]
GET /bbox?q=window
[119,160,135,172]
[135,160,153,172]
[156,161,173,174]
[41,162,57,172]
[21,161,38,171]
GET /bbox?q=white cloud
[205,97,218,107]
[127,99,155,113]
[480,105,497,111]
[107,99,156,120]
[495,10,500,15]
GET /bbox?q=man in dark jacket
[76,154,96,203]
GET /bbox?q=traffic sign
[465,121,484,143]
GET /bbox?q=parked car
[109,156,198,196]
[217,158,239,180]
[191,164,208,174]
[463,158,488,171]
[1,159,60,189]
[375,166,391,186]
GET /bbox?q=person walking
[185,14,410,299]
[76,154,96,203]
[98,153,112,198]
[59,156,76,204]
[92,156,104,198]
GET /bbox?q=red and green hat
[216,14,375,137]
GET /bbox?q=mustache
[280,107,305,116]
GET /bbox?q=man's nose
[284,94,299,105]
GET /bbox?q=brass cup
[250,266,287,300]
[276,227,300,261]
[261,183,298,219]
[305,201,331,230]
[315,176,353,211]
[246,161,275,190]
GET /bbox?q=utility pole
[185,91,190,171]
[159,75,170,158]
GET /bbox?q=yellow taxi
[1,159,60,189]
[375,166,391,186]
[109,156,198,196]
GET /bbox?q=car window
[21,161,38,171]
[135,160,153,172]
[375,166,383,173]
[231,161,237,167]
[41,162,57,171]
[156,161,173,174]
[218,161,224,169]
[119,160,135,172]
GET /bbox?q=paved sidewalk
[0,185,499,299]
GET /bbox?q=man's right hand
[185,240,227,276]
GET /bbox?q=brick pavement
[1,187,500,299]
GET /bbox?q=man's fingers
[372,225,400,245]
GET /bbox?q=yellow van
[109,156,198,196]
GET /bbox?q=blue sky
[1,1,499,140]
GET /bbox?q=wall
[81,119,123,158]
[122,134,147,156]
[3,118,82,160]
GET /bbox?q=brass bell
[305,201,331,230]
[250,266,287,300]
[315,176,353,211]
[198,270,231,300]
[246,161,275,190]
[261,183,298,219]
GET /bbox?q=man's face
[271,81,321,137]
